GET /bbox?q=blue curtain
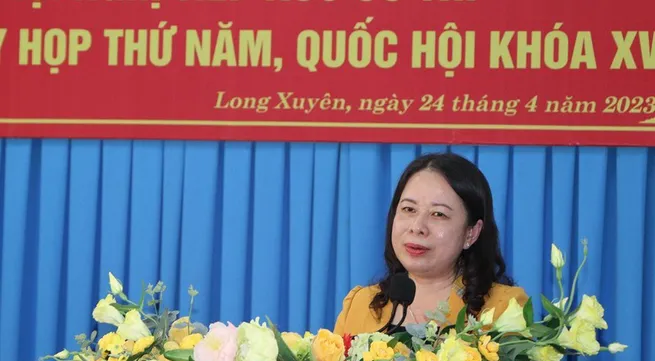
[0,139,652,361]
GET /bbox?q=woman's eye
[401,206,415,213]
[433,212,447,218]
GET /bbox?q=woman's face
[391,170,479,279]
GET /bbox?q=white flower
[553,297,568,310]
[235,317,278,361]
[608,343,627,353]
[479,307,495,326]
[550,244,565,268]
[108,272,124,295]
[117,310,152,341]
[494,298,527,333]
[53,349,70,359]
[571,295,608,329]
[92,295,125,326]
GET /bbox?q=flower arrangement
[41,239,626,361]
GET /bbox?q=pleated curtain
[0,139,652,361]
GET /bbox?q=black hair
[370,152,514,318]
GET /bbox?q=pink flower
[193,321,238,361]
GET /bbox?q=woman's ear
[463,219,483,249]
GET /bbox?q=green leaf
[522,297,534,327]
[162,349,194,361]
[459,333,475,343]
[438,324,456,338]
[388,331,412,349]
[500,341,534,361]
[111,303,139,314]
[265,316,299,361]
[540,295,564,320]
[138,281,146,309]
[528,323,556,340]
[455,306,467,333]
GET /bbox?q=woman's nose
[408,214,429,236]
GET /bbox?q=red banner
[1,0,654,146]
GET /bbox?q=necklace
[408,306,420,324]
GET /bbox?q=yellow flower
[527,345,563,361]
[311,329,345,361]
[550,244,565,268]
[478,335,499,361]
[282,332,302,350]
[179,333,203,349]
[122,340,134,353]
[571,295,607,329]
[98,332,124,352]
[478,308,495,326]
[164,341,180,351]
[362,340,394,361]
[92,295,125,327]
[436,331,481,361]
[416,349,439,361]
[168,317,195,345]
[133,336,155,354]
[464,347,482,361]
[557,319,600,355]
[494,298,527,332]
[393,342,411,357]
[108,356,128,361]
[282,332,311,357]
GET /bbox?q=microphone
[377,273,416,334]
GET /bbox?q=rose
[362,341,394,361]
[193,321,238,361]
[235,318,278,361]
[311,329,345,361]
[282,332,312,359]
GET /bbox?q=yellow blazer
[333,277,528,335]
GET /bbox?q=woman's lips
[404,243,429,256]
